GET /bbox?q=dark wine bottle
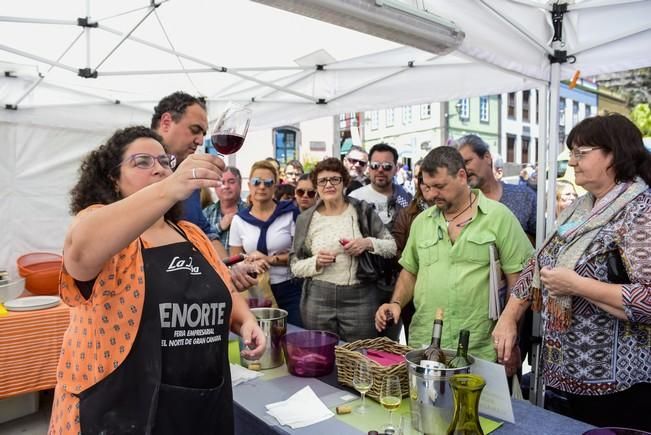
[448,329,471,369]
[422,308,446,365]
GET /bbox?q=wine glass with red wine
[210,104,252,155]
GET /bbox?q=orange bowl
[17,252,62,277]
[24,266,61,295]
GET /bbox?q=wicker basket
[335,337,411,400]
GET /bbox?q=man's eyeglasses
[347,157,368,168]
[296,189,317,198]
[119,153,176,170]
[316,176,343,187]
[369,161,394,171]
[250,177,275,188]
[570,146,602,161]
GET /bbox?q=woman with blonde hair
[555,179,578,218]
[229,160,302,325]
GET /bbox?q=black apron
[77,226,234,435]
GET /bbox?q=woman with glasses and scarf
[49,127,265,435]
[493,114,651,431]
[229,160,302,326]
[290,158,396,342]
[295,173,318,212]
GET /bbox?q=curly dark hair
[69,126,182,222]
[151,91,206,130]
[566,113,651,186]
[311,158,350,189]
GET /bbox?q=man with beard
[457,135,537,241]
[374,146,532,368]
[343,145,370,194]
[349,143,412,340]
[348,143,412,226]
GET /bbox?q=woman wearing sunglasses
[49,126,265,435]
[229,160,303,326]
[290,158,396,342]
[295,173,318,211]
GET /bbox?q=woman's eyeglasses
[570,146,602,161]
[369,162,394,171]
[316,176,343,187]
[250,177,275,188]
[120,153,176,170]
[296,189,317,198]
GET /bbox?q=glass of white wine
[352,359,373,414]
[380,375,402,434]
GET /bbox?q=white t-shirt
[348,184,392,225]
[229,212,295,284]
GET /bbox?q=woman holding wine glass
[229,160,303,326]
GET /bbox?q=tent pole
[0,16,75,25]
[85,0,91,70]
[0,44,77,74]
[530,83,549,408]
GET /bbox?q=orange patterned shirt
[49,216,235,435]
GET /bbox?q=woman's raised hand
[163,154,225,202]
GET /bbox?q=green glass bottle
[448,329,471,368]
[447,374,485,435]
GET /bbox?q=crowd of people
[49,89,651,433]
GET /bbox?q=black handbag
[606,249,630,284]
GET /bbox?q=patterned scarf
[531,177,648,331]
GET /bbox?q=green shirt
[399,189,533,360]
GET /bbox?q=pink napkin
[365,349,405,367]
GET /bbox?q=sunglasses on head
[369,161,394,171]
[347,157,367,167]
[296,188,317,198]
[250,177,275,188]
[120,153,176,170]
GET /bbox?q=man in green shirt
[375,146,532,366]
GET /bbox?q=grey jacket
[290,197,391,283]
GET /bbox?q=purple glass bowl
[281,330,339,377]
[583,429,651,435]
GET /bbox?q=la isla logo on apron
[166,255,202,275]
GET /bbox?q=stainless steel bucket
[241,307,287,370]
[405,348,474,435]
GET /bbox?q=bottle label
[420,360,446,370]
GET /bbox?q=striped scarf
[532,177,648,331]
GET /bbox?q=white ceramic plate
[3,295,61,312]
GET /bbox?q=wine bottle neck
[430,320,443,346]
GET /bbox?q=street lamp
[442,99,463,145]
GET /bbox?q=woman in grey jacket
[290,158,396,341]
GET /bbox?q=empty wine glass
[210,103,252,155]
[380,375,402,434]
[352,359,373,414]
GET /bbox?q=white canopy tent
[1,0,650,403]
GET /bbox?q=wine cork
[435,307,444,320]
[247,362,262,371]
[336,405,352,415]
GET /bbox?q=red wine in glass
[210,104,252,155]
[339,238,350,246]
[211,133,245,155]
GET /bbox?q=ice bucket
[405,348,474,435]
[241,308,287,370]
